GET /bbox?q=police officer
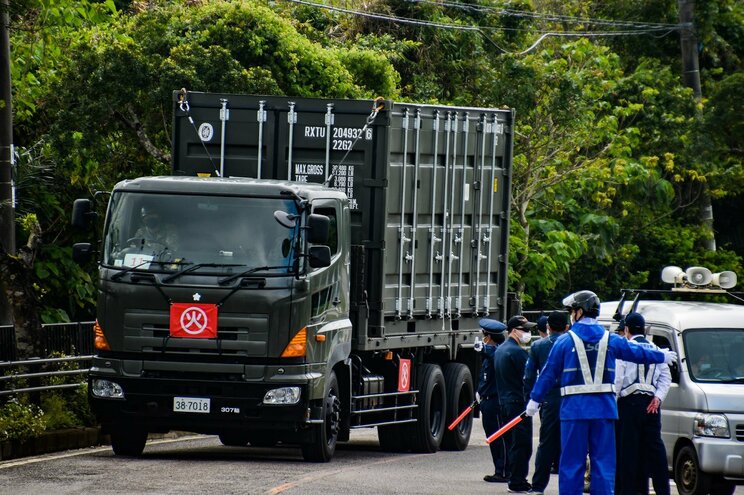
[524,311,569,494]
[525,291,677,495]
[477,318,510,483]
[494,315,535,493]
[614,312,671,495]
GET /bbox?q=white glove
[662,348,678,364]
[473,337,484,352]
[525,399,540,417]
[476,391,481,402]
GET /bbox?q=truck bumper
[88,358,325,440]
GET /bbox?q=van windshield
[102,192,298,274]
[683,329,744,382]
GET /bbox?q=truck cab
[599,266,744,495]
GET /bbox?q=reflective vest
[561,330,615,396]
[619,339,657,397]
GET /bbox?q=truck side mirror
[72,199,97,229]
[72,242,94,264]
[669,361,680,383]
[308,246,331,268]
[307,214,330,244]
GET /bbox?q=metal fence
[0,322,95,397]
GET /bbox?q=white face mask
[519,330,532,344]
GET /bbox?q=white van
[598,267,744,495]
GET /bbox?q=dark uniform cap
[536,316,549,333]
[479,318,507,335]
[624,312,645,331]
[547,311,568,330]
[507,315,537,331]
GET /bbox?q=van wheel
[110,426,147,457]
[409,363,446,453]
[674,445,711,495]
[301,371,340,462]
[441,363,473,451]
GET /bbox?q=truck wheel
[218,432,249,447]
[110,426,147,457]
[674,445,711,495]
[301,370,340,462]
[409,363,446,453]
[441,362,474,451]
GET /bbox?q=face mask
[519,330,532,344]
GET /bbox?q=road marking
[0,435,205,469]
[267,456,400,494]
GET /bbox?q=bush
[0,398,46,443]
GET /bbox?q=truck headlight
[263,387,301,405]
[694,413,730,438]
[91,379,125,399]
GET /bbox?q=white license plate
[173,397,211,413]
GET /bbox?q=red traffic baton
[447,400,478,431]
[486,411,527,444]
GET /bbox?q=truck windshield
[102,192,298,274]
[683,329,744,382]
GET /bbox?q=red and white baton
[486,411,527,444]
[447,400,478,431]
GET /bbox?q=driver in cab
[132,206,179,252]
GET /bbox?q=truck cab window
[314,207,338,255]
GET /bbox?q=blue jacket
[494,337,530,405]
[524,333,562,403]
[529,318,666,420]
[478,344,500,400]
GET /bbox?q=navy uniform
[524,311,568,494]
[494,315,535,493]
[526,291,675,495]
[477,318,510,482]
[614,312,671,495]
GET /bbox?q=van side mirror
[72,199,97,229]
[308,246,331,268]
[72,243,94,264]
[307,214,330,244]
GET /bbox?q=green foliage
[0,398,46,443]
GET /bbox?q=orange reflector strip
[93,320,111,351]
[315,334,326,342]
[281,327,307,357]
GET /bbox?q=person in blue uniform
[524,311,569,495]
[614,312,671,495]
[525,291,677,495]
[494,315,536,493]
[476,318,510,482]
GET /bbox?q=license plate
[173,397,210,413]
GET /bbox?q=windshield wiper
[162,263,244,284]
[218,265,292,286]
[111,260,188,281]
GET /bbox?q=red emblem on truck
[170,303,218,338]
[398,358,411,392]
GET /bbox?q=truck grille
[736,424,744,442]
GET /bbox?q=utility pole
[678,0,716,251]
[1,0,16,326]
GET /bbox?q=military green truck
[71,91,514,461]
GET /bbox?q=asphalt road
[1,417,741,495]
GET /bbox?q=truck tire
[409,363,446,453]
[674,445,711,495]
[110,426,147,457]
[441,362,474,451]
[218,432,249,447]
[301,370,340,462]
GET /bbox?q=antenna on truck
[323,97,386,188]
[177,88,222,177]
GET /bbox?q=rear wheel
[409,363,446,453]
[441,362,474,451]
[674,445,711,495]
[110,426,147,457]
[301,370,340,462]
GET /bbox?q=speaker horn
[661,266,685,284]
[686,266,713,286]
[712,271,737,289]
